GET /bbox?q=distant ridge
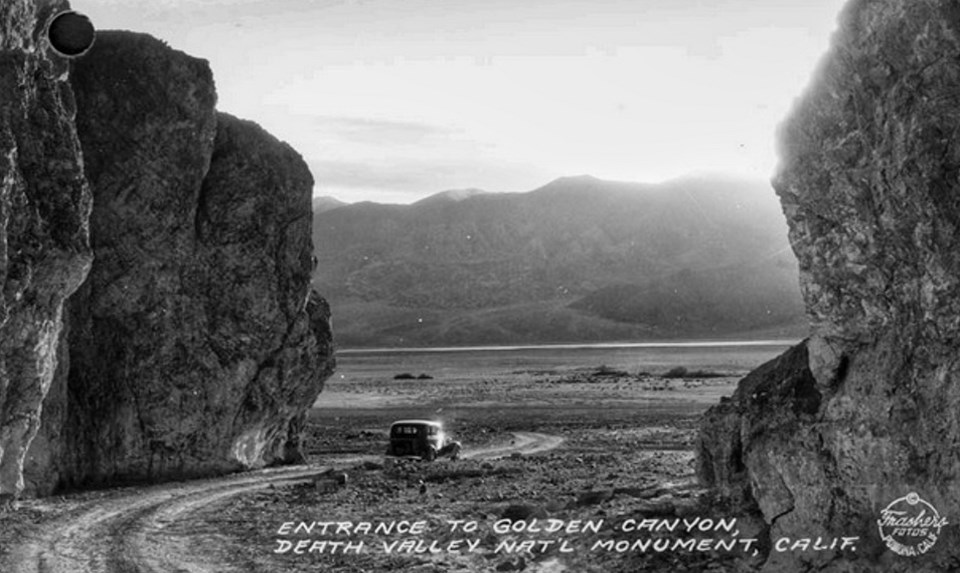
[413,188,489,206]
[312,195,348,214]
[312,174,806,347]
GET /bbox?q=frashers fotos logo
[877,493,948,557]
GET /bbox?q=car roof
[391,419,442,427]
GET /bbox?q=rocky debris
[361,460,384,471]
[0,0,93,500]
[17,30,335,494]
[575,489,614,507]
[495,557,527,572]
[314,471,348,494]
[699,1,960,570]
[499,503,548,521]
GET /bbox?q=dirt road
[1,432,563,573]
[461,431,565,459]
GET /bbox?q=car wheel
[423,447,437,462]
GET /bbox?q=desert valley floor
[0,342,792,573]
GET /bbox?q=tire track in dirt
[3,432,563,573]
[4,467,325,573]
[462,431,565,459]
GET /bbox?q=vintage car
[386,420,461,461]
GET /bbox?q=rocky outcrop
[699,1,960,570]
[18,31,334,493]
[0,0,92,501]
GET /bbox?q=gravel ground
[0,368,768,572]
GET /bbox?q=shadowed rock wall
[699,1,960,571]
[17,31,335,494]
[0,0,92,501]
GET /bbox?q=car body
[386,419,461,461]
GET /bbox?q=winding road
[461,431,565,459]
[2,432,563,573]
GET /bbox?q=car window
[392,425,421,436]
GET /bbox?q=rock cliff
[29,30,334,493]
[0,19,334,495]
[699,1,960,571]
[0,0,92,502]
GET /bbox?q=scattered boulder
[495,557,527,572]
[499,503,548,521]
[314,478,339,494]
[575,489,614,507]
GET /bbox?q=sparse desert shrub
[593,365,629,377]
[423,464,522,484]
[662,366,726,379]
[393,372,433,380]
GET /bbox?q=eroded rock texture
[699,1,960,571]
[21,31,334,493]
[0,0,92,500]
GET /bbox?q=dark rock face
[0,0,93,499]
[699,1,960,570]
[21,31,334,493]
[697,342,820,507]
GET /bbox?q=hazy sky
[72,0,847,203]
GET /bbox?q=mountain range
[312,174,807,347]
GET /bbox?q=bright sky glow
[73,0,847,203]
